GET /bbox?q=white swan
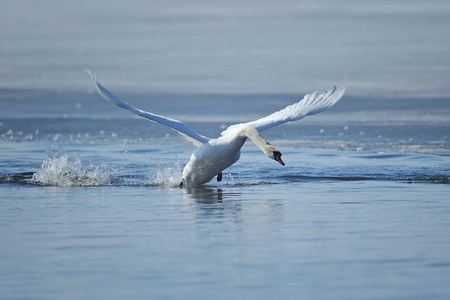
[87,70,346,187]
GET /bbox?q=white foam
[151,163,183,188]
[31,145,111,187]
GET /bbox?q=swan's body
[182,126,281,185]
[87,70,345,186]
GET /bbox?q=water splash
[31,145,111,187]
[151,162,183,188]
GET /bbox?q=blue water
[1,1,450,299]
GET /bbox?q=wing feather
[87,70,210,146]
[220,86,345,137]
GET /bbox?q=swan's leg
[217,172,222,182]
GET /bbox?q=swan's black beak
[274,151,285,166]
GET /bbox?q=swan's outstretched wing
[87,70,210,146]
[220,86,346,138]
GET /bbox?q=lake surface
[1,1,450,299]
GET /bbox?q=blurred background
[1,0,450,98]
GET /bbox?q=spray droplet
[45,145,65,159]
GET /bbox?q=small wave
[403,176,450,184]
[230,180,278,186]
[31,145,111,187]
[0,172,34,185]
[280,174,375,182]
[279,174,449,184]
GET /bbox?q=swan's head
[263,145,285,166]
[272,151,285,166]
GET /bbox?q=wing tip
[85,68,96,83]
[85,69,122,106]
[327,85,346,95]
[336,85,346,95]
[337,85,346,98]
[327,85,346,105]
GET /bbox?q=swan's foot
[179,179,185,188]
[217,172,222,182]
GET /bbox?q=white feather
[86,69,210,147]
[220,86,346,138]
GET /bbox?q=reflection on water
[182,187,246,223]
[184,187,225,203]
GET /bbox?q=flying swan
[87,70,345,187]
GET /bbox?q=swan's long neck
[239,126,277,157]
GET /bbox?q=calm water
[1,1,450,299]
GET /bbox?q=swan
[87,70,346,187]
